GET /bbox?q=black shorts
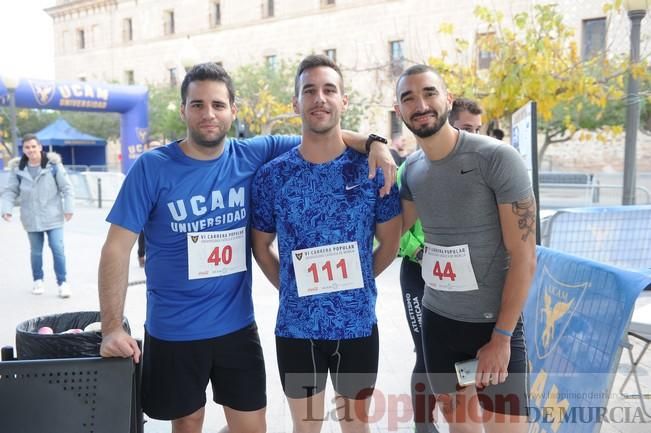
[421,308,529,416]
[142,322,266,420]
[276,325,379,400]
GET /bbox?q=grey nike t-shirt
[400,131,532,322]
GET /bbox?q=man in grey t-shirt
[395,64,536,433]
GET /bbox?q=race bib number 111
[292,241,364,297]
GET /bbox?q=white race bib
[292,241,364,297]
[187,227,247,280]
[421,243,479,292]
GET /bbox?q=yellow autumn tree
[429,1,646,160]
[233,59,302,136]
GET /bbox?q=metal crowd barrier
[541,205,651,272]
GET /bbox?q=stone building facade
[45,0,646,136]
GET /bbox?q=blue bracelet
[493,327,513,337]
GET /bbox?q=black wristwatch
[365,133,388,154]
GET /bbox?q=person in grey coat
[1,133,75,297]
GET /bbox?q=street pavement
[0,204,649,432]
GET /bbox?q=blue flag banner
[524,246,651,433]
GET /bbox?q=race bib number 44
[421,243,479,292]
[187,227,246,280]
[292,242,364,297]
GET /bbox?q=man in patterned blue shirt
[252,55,402,433]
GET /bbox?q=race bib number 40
[292,242,364,297]
[421,243,479,292]
[187,227,246,280]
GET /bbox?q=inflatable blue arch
[0,78,148,173]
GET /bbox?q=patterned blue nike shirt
[252,147,400,340]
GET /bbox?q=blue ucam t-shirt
[252,147,401,340]
[107,135,299,341]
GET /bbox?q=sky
[0,0,56,81]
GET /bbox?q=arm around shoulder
[342,130,396,196]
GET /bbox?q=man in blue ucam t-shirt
[97,62,396,433]
[251,55,402,433]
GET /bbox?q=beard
[188,128,228,148]
[402,106,449,138]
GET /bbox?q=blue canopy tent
[30,118,107,167]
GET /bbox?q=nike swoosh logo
[460,169,476,174]
[345,184,361,190]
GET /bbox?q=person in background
[390,133,408,166]
[448,97,483,134]
[490,128,504,141]
[1,133,74,298]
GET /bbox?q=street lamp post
[2,76,20,158]
[622,0,648,205]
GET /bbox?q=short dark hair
[294,54,344,97]
[395,64,447,96]
[491,128,505,140]
[449,97,483,124]
[181,62,235,105]
[21,133,39,144]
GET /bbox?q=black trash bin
[15,311,130,360]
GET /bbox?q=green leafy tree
[341,89,366,132]
[147,85,186,142]
[1,108,59,156]
[61,111,120,140]
[1,107,120,157]
[15,109,58,136]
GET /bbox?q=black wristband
[414,247,424,264]
[365,133,388,154]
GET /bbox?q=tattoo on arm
[511,196,536,242]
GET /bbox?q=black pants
[400,258,438,433]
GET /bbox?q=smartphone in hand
[454,358,478,386]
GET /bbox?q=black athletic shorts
[421,308,529,416]
[276,325,379,400]
[142,322,266,420]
